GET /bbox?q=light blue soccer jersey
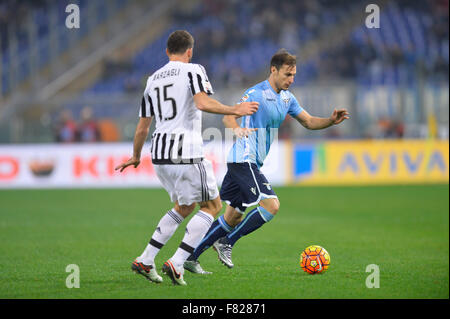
[227,80,303,168]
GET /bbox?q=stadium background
[0,0,448,299]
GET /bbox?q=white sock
[170,210,214,267]
[137,208,184,265]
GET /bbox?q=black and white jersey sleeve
[139,78,155,118]
[187,64,214,96]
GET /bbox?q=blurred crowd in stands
[54,106,120,143]
[60,0,448,142]
[93,0,364,94]
[0,0,44,52]
[2,0,448,92]
[171,0,356,87]
[94,0,448,94]
[317,0,449,83]
[2,0,448,142]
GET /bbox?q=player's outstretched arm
[115,117,152,172]
[193,92,258,116]
[295,108,349,130]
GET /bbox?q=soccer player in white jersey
[115,30,258,285]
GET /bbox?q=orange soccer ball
[300,245,331,274]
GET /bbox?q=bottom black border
[1,299,448,317]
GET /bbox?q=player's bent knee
[210,197,222,214]
[174,202,196,218]
[199,197,222,218]
[214,200,223,215]
[260,198,280,215]
[274,198,280,214]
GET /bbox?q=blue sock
[225,206,274,246]
[188,215,234,261]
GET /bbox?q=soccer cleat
[131,259,163,283]
[183,260,212,275]
[162,259,187,286]
[213,238,234,268]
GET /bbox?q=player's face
[274,64,296,91]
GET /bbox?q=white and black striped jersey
[139,61,213,164]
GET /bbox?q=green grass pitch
[0,185,448,299]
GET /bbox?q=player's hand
[234,101,259,116]
[233,127,257,138]
[115,157,140,173]
[330,108,349,125]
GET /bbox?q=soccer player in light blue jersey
[184,49,349,273]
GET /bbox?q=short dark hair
[167,30,194,55]
[270,49,297,71]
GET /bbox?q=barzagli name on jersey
[153,68,181,81]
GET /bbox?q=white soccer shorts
[154,159,219,206]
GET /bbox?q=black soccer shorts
[219,162,277,213]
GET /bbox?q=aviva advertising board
[290,140,449,185]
